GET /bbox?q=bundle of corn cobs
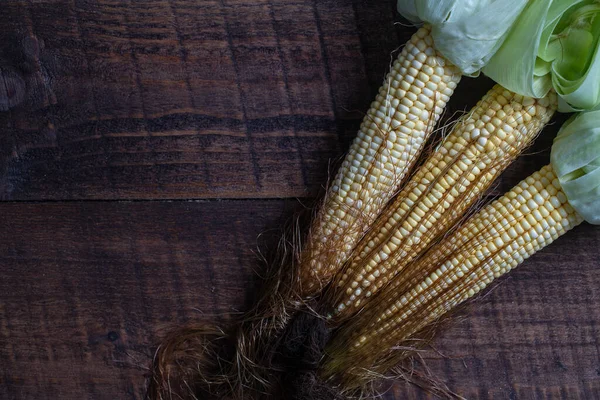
[148,1,600,399]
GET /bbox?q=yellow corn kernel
[323,165,583,388]
[330,86,557,318]
[299,25,461,295]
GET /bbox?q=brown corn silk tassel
[322,165,583,393]
[229,26,460,397]
[325,86,557,322]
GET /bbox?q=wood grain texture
[0,0,553,200]
[0,200,290,399]
[1,0,599,399]
[0,0,356,200]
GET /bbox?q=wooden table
[1,1,599,399]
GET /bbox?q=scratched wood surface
[0,1,599,400]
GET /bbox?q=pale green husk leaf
[483,0,600,112]
[396,0,529,75]
[550,110,600,224]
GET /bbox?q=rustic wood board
[0,0,557,200]
[0,201,288,399]
[0,0,599,399]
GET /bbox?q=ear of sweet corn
[298,26,462,296]
[328,86,557,319]
[322,164,584,390]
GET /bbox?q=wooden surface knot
[0,34,56,112]
[0,66,25,111]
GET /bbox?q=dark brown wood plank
[0,200,599,399]
[0,0,553,201]
[0,200,294,399]
[0,0,368,200]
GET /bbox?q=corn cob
[323,164,584,389]
[299,25,461,296]
[328,86,557,319]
